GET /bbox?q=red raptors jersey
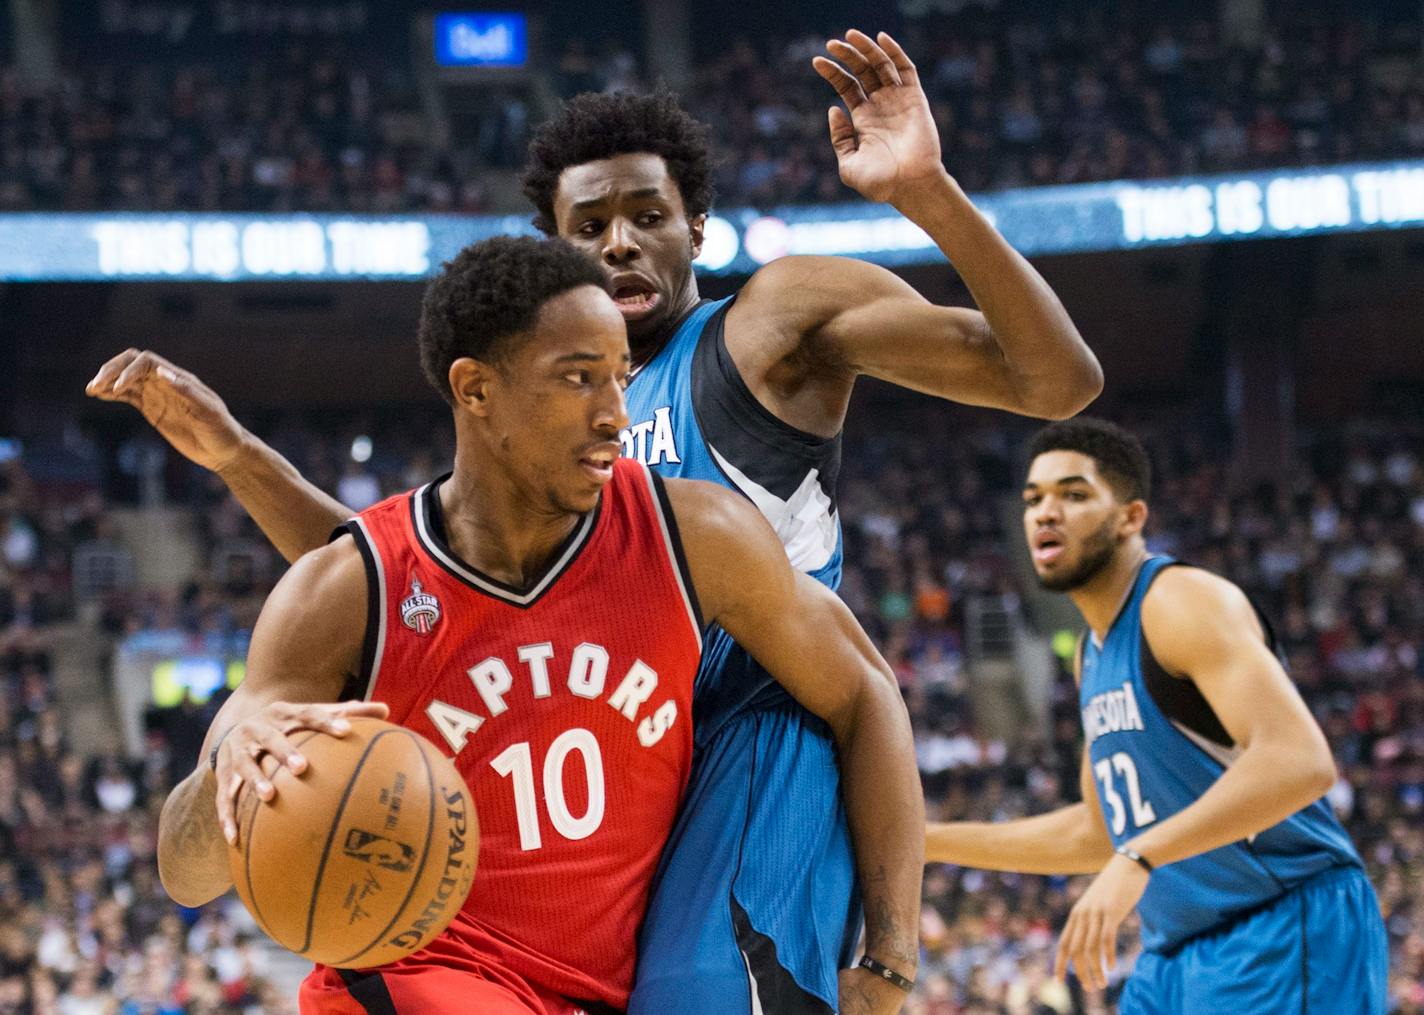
[343,459,701,1007]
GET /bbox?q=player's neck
[437,463,586,591]
[1070,543,1149,642]
[628,281,702,370]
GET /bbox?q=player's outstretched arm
[156,537,384,907]
[926,751,1113,874]
[1053,566,1338,990]
[87,349,353,562]
[727,29,1101,424]
[663,477,921,1015]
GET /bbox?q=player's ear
[448,357,495,417]
[1121,498,1149,538]
[689,214,706,258]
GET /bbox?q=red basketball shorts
[299,913,614,1015]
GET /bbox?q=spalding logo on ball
[228,718,477,968]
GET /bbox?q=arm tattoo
[861,863,918,968]
[169,772,223,856]
[158,770,231,901]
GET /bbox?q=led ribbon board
[2,161,1421,281]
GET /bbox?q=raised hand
[812,30,945,206]
[87,349,249,474]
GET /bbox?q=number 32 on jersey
[1094,751,1157,837]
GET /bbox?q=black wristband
[1116,844,1154,873]
[858,955,915,992]
[208,726,236,772]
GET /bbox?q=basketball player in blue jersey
[927,418,1386,1013]
[89,30,1100,1014]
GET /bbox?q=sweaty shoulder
[1139,565,1263,678]
[659,477,788,623]
[246,534,368,700]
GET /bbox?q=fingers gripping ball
[227,718,478,968]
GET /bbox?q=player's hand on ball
[811,30,944,206]
[87,349,251,474]
[1053,851,1150,991]
[838,965,910,1015]
[213,699,390,845]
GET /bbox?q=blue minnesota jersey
[622,296,844,744]
[1080,555,1362,953]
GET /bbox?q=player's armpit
[1140,567,1332,771]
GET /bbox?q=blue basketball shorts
[627,702,861,1015]
[1121,865,1387,1015]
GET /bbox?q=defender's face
[552,153,704,348]
[485,285,631,514]
[1022,451,1131,592]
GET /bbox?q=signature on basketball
[344,869,384,926]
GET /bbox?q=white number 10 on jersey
[1094,751,1158,837]
[491,729,607,851]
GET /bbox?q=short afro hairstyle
[522,89,715,234]
[417,235,609,404]
[1027,417,1152,503]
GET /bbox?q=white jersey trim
[707,443,837,574]
[1171,718,1242,769]
[411,482,596,607]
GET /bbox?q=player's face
[485,286,631,514]
[551,153,705,352]
[1022,451,1134,592]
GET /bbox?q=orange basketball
[227,717,477,968]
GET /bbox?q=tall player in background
[90,30,1099,1013]
[154,237,922,1015]
[927,419,1386,1013]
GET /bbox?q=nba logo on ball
[401,578,441,635]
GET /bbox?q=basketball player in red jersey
[153,237,922,1015]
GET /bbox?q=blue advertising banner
[433,12,528,67]
[2,160,1422,281]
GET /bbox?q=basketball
[227,718,478,969]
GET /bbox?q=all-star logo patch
[400,577,441,635]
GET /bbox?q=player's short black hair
[417,235,609,404]
[522,89,715,234]
[1027,417,1152,503]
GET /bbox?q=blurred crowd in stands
[2,402,1423,1012]
[688,3,1424,206]
[0,45,493,214]
[3,3,1424,213]
[0,447,294,1013]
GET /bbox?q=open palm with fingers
[812,29,945,205]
